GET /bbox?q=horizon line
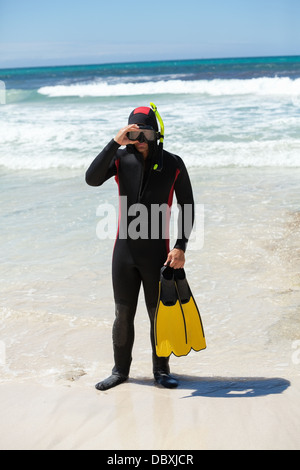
[1,54,300,72]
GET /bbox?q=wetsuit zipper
[137,154,153,202]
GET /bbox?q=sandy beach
[1,247,300,452]
[0,286,299,453]
[0,374,299,450]
[1,166,300,451]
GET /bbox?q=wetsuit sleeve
[174,162,195,252]
[85,139,120,186]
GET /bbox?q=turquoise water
[1,56,300,89]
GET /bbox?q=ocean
[0,56,299,385]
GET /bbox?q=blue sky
[0,0,299,68]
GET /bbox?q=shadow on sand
[130,376,290,398]
[176,375,291,398]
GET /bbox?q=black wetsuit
[86,139,194,382]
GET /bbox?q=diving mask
[127,125,159,143]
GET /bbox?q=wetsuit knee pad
[113,304,136,346]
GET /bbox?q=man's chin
[135,143,148,151]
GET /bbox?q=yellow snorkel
[150,102,164,171]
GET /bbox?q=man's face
[134,141,149,154]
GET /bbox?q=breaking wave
[37,77,300,98]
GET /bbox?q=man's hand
[114,124,140,146]
[165,248,185,269]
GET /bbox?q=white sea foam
[1,77,300,171]
[38,77,300,98]
[1,139,299,170]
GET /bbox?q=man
[85,105,194,390]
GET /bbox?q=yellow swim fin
[154,266,190,357]
[154,266,206,358]
[174,269,206,353]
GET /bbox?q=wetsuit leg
[139,254,171,375]
[95,240,141,391]
[140,253,178,388]
[96,239,178,391]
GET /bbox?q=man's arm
[85,124,140,187]
[85,139,120,187]
[165,161,195,268]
